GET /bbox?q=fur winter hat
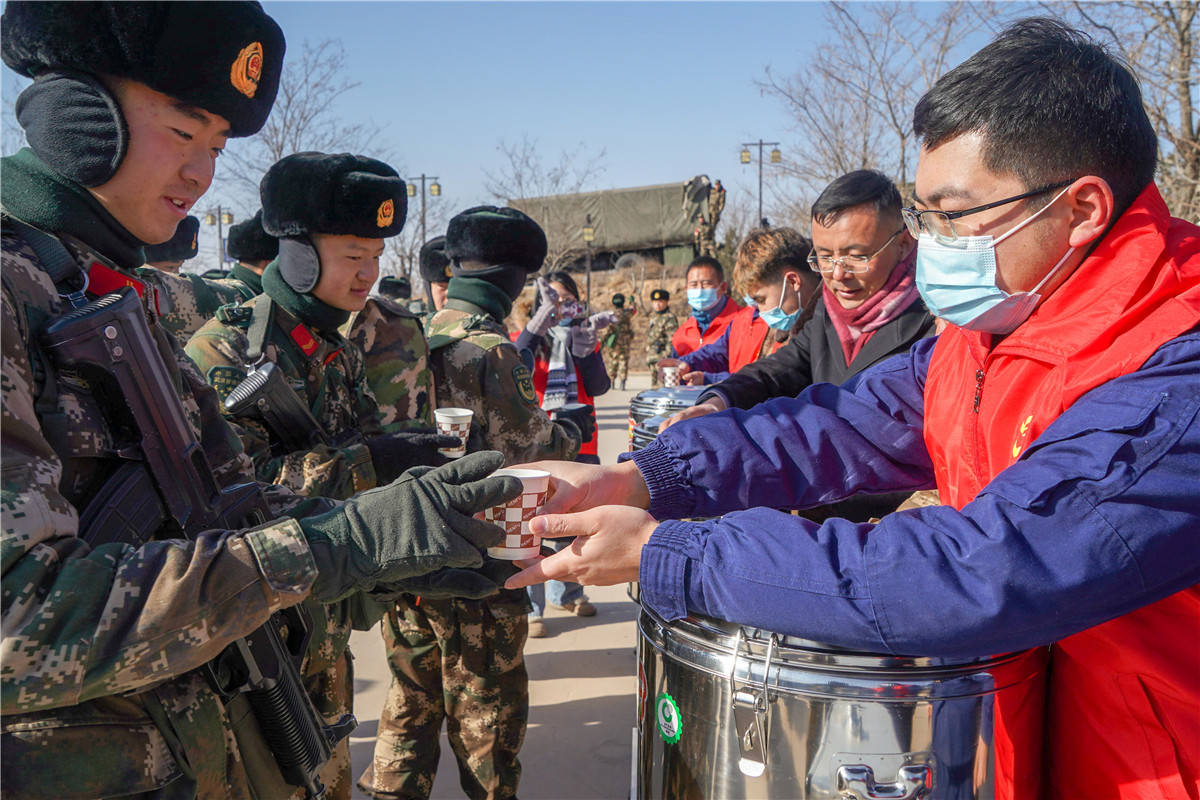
[260,152,407,239]
[418,236,451,285]
[226,210,278,262]
[445,206,546,274]
[143,215,199,263]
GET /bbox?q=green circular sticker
[655,691,682,744]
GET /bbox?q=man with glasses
[507,19,1199,798]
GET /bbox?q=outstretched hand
[504,505,659,589]
[506,459,650,515]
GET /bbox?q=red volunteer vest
[513,332,599,457]
[727,306,772,373]
[923,185,1200,799]
[672,296,740,357]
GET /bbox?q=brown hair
[733,227,814,297]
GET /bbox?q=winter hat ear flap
[277,237,321,293]
[16,70,128,186]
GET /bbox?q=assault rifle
[225,361,330,453]
[40,287,353,800]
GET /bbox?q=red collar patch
[88,261,144,298]
[290,322,319,357]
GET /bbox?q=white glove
[587,311,617,331]
[569,320,599,358]
[525,277,561,336]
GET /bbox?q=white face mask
[915,186,1074,334]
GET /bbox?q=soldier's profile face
[88,79,230,245]
[311,234,384,311]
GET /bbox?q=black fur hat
[226,209,278,262]
[445,206,546,274]
[260,152,407,239]
[419,236,451,285]
[611,293,626,307]
[1,2,284,138]
[378,275,412,300]
[651,288,670,301]
[144,215,199,263]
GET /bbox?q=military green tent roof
[508,180,708,253]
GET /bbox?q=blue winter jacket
[627,330,1200,659]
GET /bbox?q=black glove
[554,401,596,444]
[299,451,521,602]
[366,428,461,485]
[374,559,520,601]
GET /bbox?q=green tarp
[508,181,707,253]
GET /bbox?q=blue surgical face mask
[686,287,720,312]
[759,275,801,332]
[915,186,1074,334]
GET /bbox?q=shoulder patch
[512,363,537,405]
[207,364,248,402]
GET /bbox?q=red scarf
[823,250,919,365]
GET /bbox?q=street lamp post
[203,206,235,268]
[739,140,781,227]
[582,214,596,304]
[405,173,442,253]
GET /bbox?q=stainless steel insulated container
[635,605,1047,799]
[628,386,707,449]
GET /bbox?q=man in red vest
[509,18,1200,799]
[670,256,741,357]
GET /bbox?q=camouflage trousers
[358,596,529,800]
[605,347,630,384]
[296,648,354,800]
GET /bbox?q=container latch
[728,629,777,778]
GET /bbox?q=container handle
[836,764,932,799]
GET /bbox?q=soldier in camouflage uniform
[603,292,637,390]
[645,288,679,387]
[225,208,278,297]
[186,152,461,800]
[417,234,452,325]
[360,207,581,800]
[138,214,256,346]
[0,5,522,799]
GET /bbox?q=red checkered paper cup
[660,365,681,387]
[484,468,551,560]
[434,407,473,458]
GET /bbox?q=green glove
[374,559,520,601]
[299,451,521,602]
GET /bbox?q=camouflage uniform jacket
[185,293,384,501]
[138,268,255,347]
[345,296,434,432]
[426,302,579,465]
[605,307,636,353]
[645,308,680,359]
[1,231,329,798]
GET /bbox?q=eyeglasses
[807,228,905,275]
[901,180,1075,245]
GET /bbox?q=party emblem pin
[231,41,264,98]
[377,198,395,228]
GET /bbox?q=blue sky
[256,2,826,208]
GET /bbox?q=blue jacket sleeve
[630,339,937,520]
[638,332,1200,659]
[575,347,611,397]
[680,324,731,375]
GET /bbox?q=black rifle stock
[40,287,353,800]
[224,362,330,453]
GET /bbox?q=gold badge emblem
[231,41,264,98]
[377,198,395,228]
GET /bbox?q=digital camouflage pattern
[0,230,335,798]
[345,296,435,432]
[603,305,636,386]
[187,292,396,800]
[137,267,255,346]
[359,596,529,800]
[362,302,553,800]
[425,305,580,464]
[645,308,680,386]
[186,293,385,500]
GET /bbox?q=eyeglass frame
[901,179,1076,245]
[806,227,907,275]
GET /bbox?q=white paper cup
[660,365,681,387]
[434,407,473,458]
[485,468,551,560]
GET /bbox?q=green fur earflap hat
[3,2,285,185]
[260,151,407,293]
